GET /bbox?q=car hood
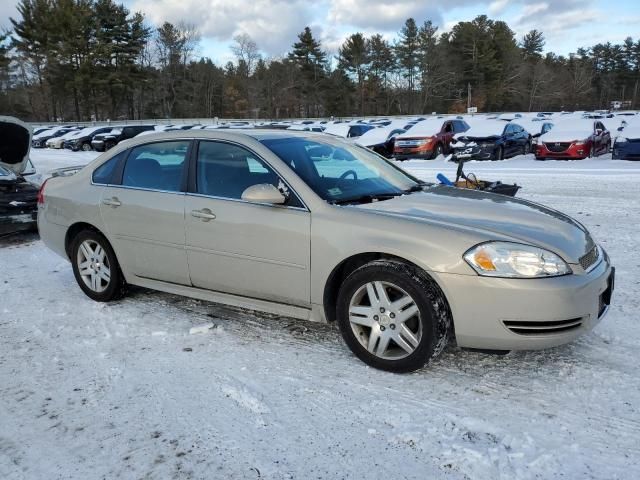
[354,185,594,263]
[0,116,32,175]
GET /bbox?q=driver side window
[196,141,302,207]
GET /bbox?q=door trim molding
[186,244,307,270]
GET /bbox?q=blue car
[612,122,640,160]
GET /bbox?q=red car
[536,119,610,160]
[394,118,470,160]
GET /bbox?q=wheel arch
[65,222,107,259]
[322,252,453,325]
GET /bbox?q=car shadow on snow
[124,284,586,380]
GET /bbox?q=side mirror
[241,183,286,205]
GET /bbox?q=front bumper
[452,144,495,161]
[393,140,436,160]
[536,142,588,159]
[434,254,614,350]
[91,140,105,151]
[612,141,640,160]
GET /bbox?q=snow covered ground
[1,149,639,479]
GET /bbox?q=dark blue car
[612,122,640,160]
[451,120,532,161]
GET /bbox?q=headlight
[464,242,572,278]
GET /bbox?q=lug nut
[380,307,385,313]
[380,326,386,331]
[390,324,396,330]
[374,315,379,321]
[389,313,395,319]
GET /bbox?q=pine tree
[289,27,327,116]
[395,18,420,112]
[338,33,370,115]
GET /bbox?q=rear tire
[336,260,451,373]
[71,230,126,302]
[81,142,92,151]
[523,142,531,155]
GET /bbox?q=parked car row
[25,109,640,161]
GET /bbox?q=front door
[99,140,191,285]
[184,140,311,307]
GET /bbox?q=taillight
[37,178,50,206]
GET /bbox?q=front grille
[544,142,571,152]
[579,246,600,271]
[504,318,583,335]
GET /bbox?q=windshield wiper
[403,183,427,193]
[331,192,403,205]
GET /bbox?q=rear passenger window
[92,151,124,185]
[122,141,189,192]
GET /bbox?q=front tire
[81,142,92,151]
[71,230,126,302]
[336,260,451,373]
[432,143,443,159]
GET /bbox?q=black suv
[91,125,155,151]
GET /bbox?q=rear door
[184,140,311,307]
[99,140,192,285]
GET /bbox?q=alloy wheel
[76,239,111,293]
[348,281,422,360]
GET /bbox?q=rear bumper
[0,212,37,234]
[37,208,68,259]
[433,253,614,350]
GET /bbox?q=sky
[1,0,638,64]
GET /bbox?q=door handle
[102,197,121,207]
[191,208,216,221]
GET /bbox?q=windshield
[260,136,420,203]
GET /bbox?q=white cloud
[326,0,445,30]
[488,0,510,15]
[131,0,318,56]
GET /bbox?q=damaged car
[451,120,532,161]
[0,117,39,235]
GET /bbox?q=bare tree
[231,33,261,75]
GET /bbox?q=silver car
[37,130,614,372]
